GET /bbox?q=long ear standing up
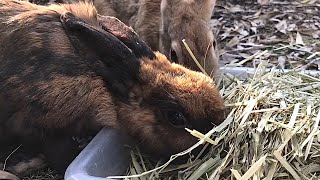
[97,15,156,60]
[197,0,217,22]
[159,0,171,58]
[60,12,140,101]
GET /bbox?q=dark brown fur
[0,0,225,176]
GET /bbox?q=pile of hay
[109,62,320,180]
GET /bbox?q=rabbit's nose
[223,108,231,119]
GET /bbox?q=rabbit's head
[118,54,226,157]
[61,13,225,158]
[159,0,218,79]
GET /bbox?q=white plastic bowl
[64,128,131,180]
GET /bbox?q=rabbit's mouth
[132,124,210,162]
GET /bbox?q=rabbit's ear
[60,12,140,101]
[97,15,156,60]
[197,0,216,22]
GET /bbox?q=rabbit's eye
[166,110,187,128]
[170,49,178,63]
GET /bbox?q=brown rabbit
[0,0,225,176]
[26,0,220,79]
[93,0,220,78]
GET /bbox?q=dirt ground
[5,0,320,179]
[213,0,320,71]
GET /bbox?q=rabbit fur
[0,0,225,177]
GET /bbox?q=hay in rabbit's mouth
[107,59,320,180]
